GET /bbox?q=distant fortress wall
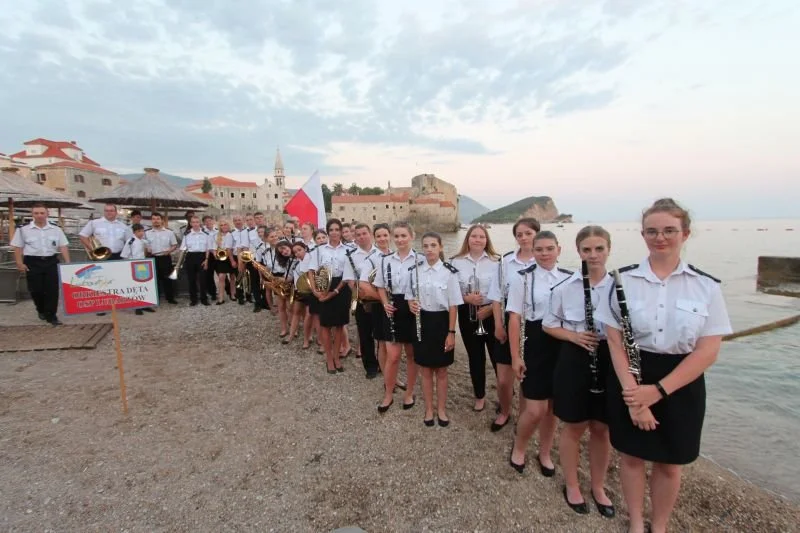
[757,256,800,297]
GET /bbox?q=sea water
[437,218,800,502]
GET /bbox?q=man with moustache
[145,212,179,304]
[342,223,379,378]
[228,214,250,305]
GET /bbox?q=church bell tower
[274,147,285,189]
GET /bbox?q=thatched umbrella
[89,168,208,222]
[0,167,91,240]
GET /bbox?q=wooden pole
[111,303,129,415]
[58,207,64,229]
[8,197,15,242]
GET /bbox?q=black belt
[24,255,57,260]
[187,251,206,254]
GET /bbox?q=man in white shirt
[145,212,179,304]
[78,204,132,260]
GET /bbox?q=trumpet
[468,267,488,336]
[168,249,187,280]
[86,235,112,261]
[215,231,227,261]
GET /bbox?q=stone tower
[274,147,285,189]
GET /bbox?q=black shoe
[167,299,178,305]
[246,296,253,303]
[38,312,47,321]
[563,486,589,515]
[509,450,525,474]
[143,308,155,313]
[135,309,144,315]
[201,301,210,306]
[97,312,106,316]
[536,455,555,477]
[47,316,62,326]
[335,366,344,373]
[402,397,416,410]
[216,301,224,305]
[423,418,435,427]
[490,415,510,433]
[365,371,378,379]
[253,306,262,313]
[437,417,450,427]
[592,492,616,518]
[377,399,393,413]
[190,301,198,307]
[238,299,245,305]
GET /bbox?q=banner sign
[59,259,159,315]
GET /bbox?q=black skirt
[319,277,351,327]
[490,311,512,366]
[520,320,561,401]
[366,301,390,341]
[607,350,705,465]
[307,293,320,315]
[215,258,234,274]
[413,310,454,368]
[380,294,415,344]
[553,340,611,424]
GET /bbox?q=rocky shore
[1,300,798,532]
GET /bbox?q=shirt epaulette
[381,251,394,258]
[503,251,513,257]
[618,263,638,273]
[688,264,721,283]
[551,276,571,291]
[48,221,58,226]
[518,263,537,275]
[202,229,209,234]
[557,267,573,275]
[127,237,135,245]
[443,261,458,274]
[346,247,355,256]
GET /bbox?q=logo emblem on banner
[131,261,154,282]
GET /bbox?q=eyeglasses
[643,228,681,240]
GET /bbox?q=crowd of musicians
[11,198,732,533]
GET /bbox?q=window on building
[74,174,84,183]
[385,204,389,209]
[372,215,376,221]
[252,193,257,199]
[230,193,235,198]
[339,206,345,211]
[220,204,225,210]
[55,188,65,192]
[77,190,86,198]
[35,173,46,183]
[274,194,279,199]
[102,178,112,186]
[372,206,375,210]
[241,193,245,199]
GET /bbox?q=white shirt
[307,242,352,278]
[404,259,464,312]
[246,226,259,246]
[145,227,177,255]
[11,222,68,256]
[451,252,498,306]
[359,249,391,283]
[373,250,420,295]
[506,263,572,322]
[229,227,250,254]
[180,229,211,252]
[121,236,147,259]
[543,271,614,340]
[343,245,379,282]
[595,259,733,355]
[79,217,132,253]
[252,241,270,265]
[487,250,537,304]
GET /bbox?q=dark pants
[24,255,59,318]
[185,252,208,304]
[234,255,245,303]
[109,252,122,260]
[355,303,378,374]
[153,255,175,302]
[247,263,262,307]
[205,257,217,299]
[457,303,497,400]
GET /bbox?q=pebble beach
[1,299,798,532]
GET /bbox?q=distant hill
[458,195,490,223]
[120,172,196,189]
[472,195,572,224]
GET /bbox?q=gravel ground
[1,299,798,532]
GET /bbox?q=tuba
[168,249,188,280]
[86,236,112,261]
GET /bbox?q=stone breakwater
[0,301,798,532]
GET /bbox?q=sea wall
[757,256,800,297]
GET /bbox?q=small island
[472,195,572,224]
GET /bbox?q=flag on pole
[285,170,326,229]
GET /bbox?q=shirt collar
[634,258,693,283]
[566,270,611,287]
[189,228,204,234]
[423,259,443,272]
[464,251,489,264]
[510,250,534,266]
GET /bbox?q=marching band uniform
[487,250,536,365]
[226,227,249,304]
[214,232,235,275]
[122,235,156,314]
[373,250,419,343]
[545,272,614,423]
[360,251,390,345]
[451,252,498,401]
[10,221,69,325]
[344,245,380,376]
[79,217,132,260]
[595,261,732,464]
[505,263,572,400]
[308,241,352,327]
[303,245,320,316]
[246,225,263,309]
[204,225,219,301]
[145,226,178,304]
[180,228,212,306]
[405,259,463,368]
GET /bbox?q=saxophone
[582,260,604,394]
[611,269,641,384]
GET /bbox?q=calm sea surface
[435,219,800,502]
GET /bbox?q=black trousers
[24,255,60,318]
[355,303,378,374]
[205,257,217,298]
[457,303,497,400]
[246,263,262,307]
[153,255,175,302]
[233,255,245,302]
[185,252,208,304]
[109,252,122,260]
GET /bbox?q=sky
[1,0,798,221]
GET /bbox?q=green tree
[361,186,385,195]
[332,182,345,196]
[201,176,212,194]
[347,183,360,195]
[321,184,332,213]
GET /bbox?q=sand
[1,299,798,532]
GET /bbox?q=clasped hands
[623,384,662,431]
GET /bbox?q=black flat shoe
[423,418,435,427]
[592,493,616,518]
[377,400,393,413]
[335,366,344,373]
[508,450,525,474]
[437,417,450,427]
[490,415,510,433]
[216,301,224,305]
[536,455,555,477]
[327,368,337,375]
[563,486,589,515]
[38,312,47,321]
[402,397,415,410]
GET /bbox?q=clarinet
[386,261,397,343]
[611,269,641,384]
[413,254,422,342]
[582,260,604,394]
[520,268,528,359]
[498,258,507,328]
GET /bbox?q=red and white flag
[285,170,326,229]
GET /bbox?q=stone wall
[757,256,800,297]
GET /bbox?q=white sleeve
[448,271,464,307]
[505,271,525,314]
[169,231,178,246]
[342,254,356,282]
[373,257,386,289]
[699,283,733,337]
[10,227,24,248]
[403,268,415,301]
[308,249,320,271]
[120,241,132,259]
[594,280,621,331]
[487,260,504,303]
[78,219,94,238]
[56,228,69,247]
[542,284,564,329]
[179,237,188,251]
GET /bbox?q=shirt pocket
[626,300,652,337]
[563,306,586,326]
[675,298,708,345]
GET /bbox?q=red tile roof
[35,160,117,176]
[186,176,258,190]
[24,138,83,150]
[411,198,440,205]
[440,201,456,208]
[332,193,409,204]
[11,138,100,166]
[191,192,214,200]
